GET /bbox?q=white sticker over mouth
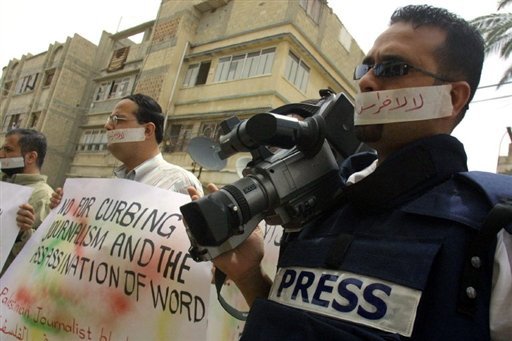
[0,157,25,169]
[106,128,145,144]
[354,85,453,125]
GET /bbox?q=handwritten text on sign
[0,178,212,341]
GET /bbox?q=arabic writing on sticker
[111,131,126,141]
[356,91,424,116]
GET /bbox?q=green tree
[471,0,512,86]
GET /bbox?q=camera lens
[180,190,241,246]
[180,176,271,247]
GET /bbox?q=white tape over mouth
[0,157,25,169]
[354,85,453,125]
[106,128,146,144]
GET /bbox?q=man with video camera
[188,5,511,340]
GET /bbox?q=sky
[0,0,510,172]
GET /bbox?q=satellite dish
[235,156,252,178]
[187,136,227,171]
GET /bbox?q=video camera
[180,91,365,262]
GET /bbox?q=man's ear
[24,151,38,167]
[144,122,156,139]
[450,81,471,120]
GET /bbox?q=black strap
[458,201,512,316]
[214,268,249,321]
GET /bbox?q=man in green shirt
[0,128,53,275]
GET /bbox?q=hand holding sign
[0,182,33,272]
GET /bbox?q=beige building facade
[0,34,97,187]
[1,0,365,188]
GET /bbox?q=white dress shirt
[113,153,203,196]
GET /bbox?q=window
[108,77,131,99]
[43,69,56,87]
[226,54,245,81]
[183,61,211,87]
[2,114,21,132]
[94,77,133,101]
[199,121,222,142]
[338,26,352,51]
[242,48,275,78]
[300,0,322,23]
[107,47,130,72]
[183,65,199,87]
[3,81,12,96]
[77,129,108,152]
[164,124,193,153]
[214,48,275,82]
[215,57,231,82]
[29,112,41,128]
[285,52,310,92]
[94,84,108,101]
[15,73,39,94]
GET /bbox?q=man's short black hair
[122,93,165,143]
[6,128,47,168]
[390,5,485,119]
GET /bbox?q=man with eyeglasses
[51,93,203,206]
[1,129,54,276]
[188,5,512,340]
[105,93,203,194]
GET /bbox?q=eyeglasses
[106,115,136,126]
[353,61,453,82]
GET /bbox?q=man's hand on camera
[187,183,272,307]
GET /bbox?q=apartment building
[0,34,97,187]
[1,0,364,187]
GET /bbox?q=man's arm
[188,184,272,307]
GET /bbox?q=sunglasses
[353,61,452,82]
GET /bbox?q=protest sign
[0,182,33,272]
[0,178,212,340]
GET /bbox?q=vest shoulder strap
[457,171,512,207]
